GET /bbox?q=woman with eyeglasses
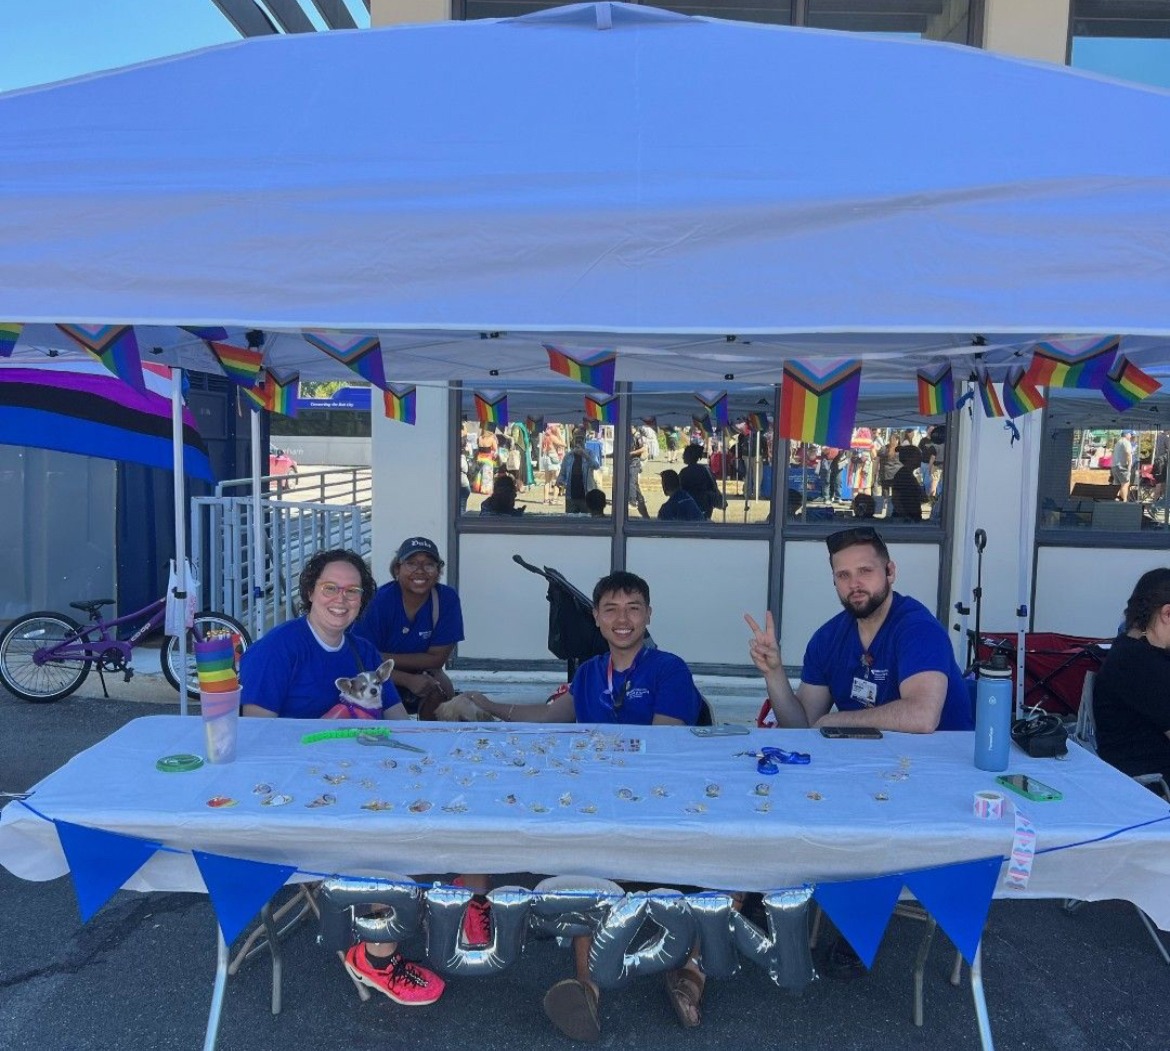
[240,548,406,720]
[353,536,466,718]
[239,548,446,1007]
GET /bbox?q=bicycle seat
[70,599,115,616]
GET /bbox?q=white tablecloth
[2,716,1169,926]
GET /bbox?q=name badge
[850,677,877,707]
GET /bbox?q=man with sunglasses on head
[746,526,972,734]
[469,570,704,1040]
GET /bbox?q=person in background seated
[469,572,704,1040]
[851,492,876,520]
[1094,568,1170,784]
[585,488,608,517]
[240,549,444,1006]
[658,469,703,521]
[353,537,465,719]
[479,473,525,516]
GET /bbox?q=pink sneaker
[344,943,445,1005]
[463,897,492,947]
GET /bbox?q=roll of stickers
[973,790,1005,820]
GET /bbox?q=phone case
[690,725,750,737]
[996,774,1063,801]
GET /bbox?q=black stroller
[511,554,712,725]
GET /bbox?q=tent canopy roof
[1,1,1169,360]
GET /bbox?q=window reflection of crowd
[788,425,945,523]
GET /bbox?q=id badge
[850,677,877,707]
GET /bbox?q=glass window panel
[459,387,614,518]
[462,1,792,23]
[786,417,948,526]
[1038,390,1169,534]
[806,1,971,43]
[1071,1,1170,90]
[628,385,777,525]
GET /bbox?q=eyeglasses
[317,583,364,602]
[825,526,884,555]
[400,558,439,574]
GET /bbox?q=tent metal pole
[251,408,265,641]
[171,369,189,718]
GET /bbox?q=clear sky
[0,0,367,94]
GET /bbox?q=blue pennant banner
[193,850,297,945]
[813,873,904,968]
[904,857,1002,965]
[54,820,161,923]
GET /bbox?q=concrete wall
[984,0,1070,63]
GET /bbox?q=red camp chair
[972,632,1110,715]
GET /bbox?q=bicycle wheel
[0,612,91,702]
[161,612,253,700]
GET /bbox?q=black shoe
[824,937,868,980]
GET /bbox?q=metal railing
[192,469,372,638]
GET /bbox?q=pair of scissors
[355,731,427,755]
[736,747,811,774]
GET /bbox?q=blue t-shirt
[353,581,465,656]
[800,592,973,731]
[570,647,702,725]
[240,617,398,719]
[658,490,703,521]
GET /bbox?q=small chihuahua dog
[323,658,395,720]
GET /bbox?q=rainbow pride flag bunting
[1023,336,1118,390]
[695,391,730,429]
[745,411,771,433]
[474,391,508,428]
[56,324,146,394]
[692,414,712,437]
[383,385,417,425]
[241,371,299,416]
[584,395,619,424]
[302,331,387,390]
[0,322,20,357]
[208,342,264,388]
[976,369,1005,418]
[778,359,861,448]
[1001,366,1047,418]
[1101,356,1162,411]
[544,345,617,395]
[916,364,955,417]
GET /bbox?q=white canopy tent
[0,2,1168,353]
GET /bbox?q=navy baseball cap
[395,536,441,563]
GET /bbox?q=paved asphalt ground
[2,671,1169,1051]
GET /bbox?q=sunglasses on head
[825,526,884,555]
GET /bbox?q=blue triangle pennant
[193,850,297,945]
[813,873,904,968]
[904,857,1002,965]
[54,820,161,923]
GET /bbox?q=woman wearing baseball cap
[353,537,465,717]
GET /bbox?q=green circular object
[156,753,205,773]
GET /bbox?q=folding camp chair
[971,632,1110,715]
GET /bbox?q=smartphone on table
[819,726,883,740]
[996,774,1063,802]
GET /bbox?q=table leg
[202,927,229,1051]
[969,943,994,1051]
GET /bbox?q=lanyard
[605,649,645,714]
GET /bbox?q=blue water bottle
[974,653,1013,771]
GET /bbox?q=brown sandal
[543,978,600,1043]
[665,965,705,1028]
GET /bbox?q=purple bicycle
[0,596,251,703]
